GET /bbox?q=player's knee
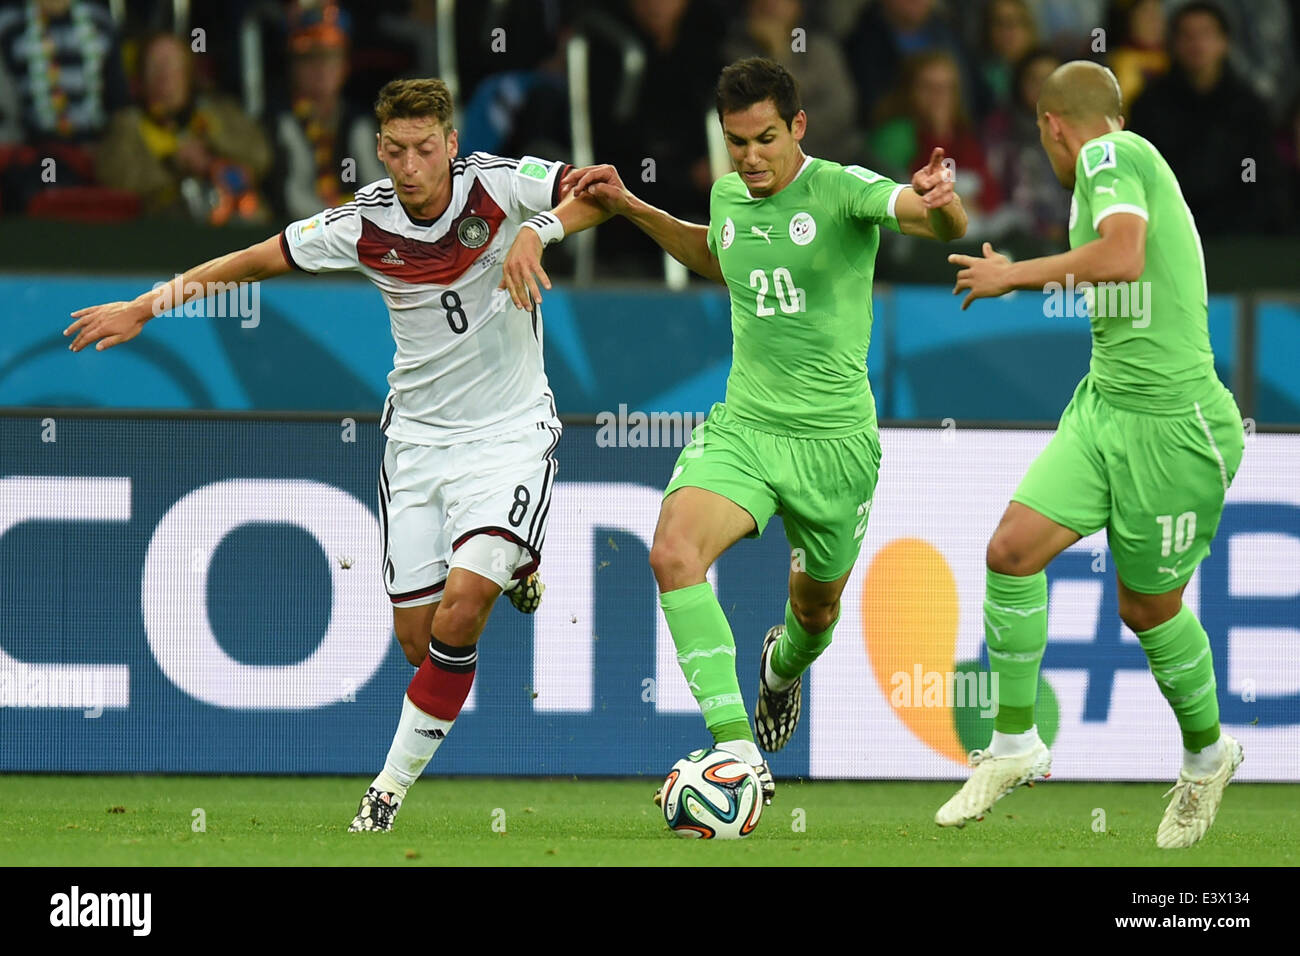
[1118,594,1177,635]
[649,535,707,591]
[790,598,836,636]
[432,593,490,647]
[986,533,1038,576]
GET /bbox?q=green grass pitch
[3,775,1296,866]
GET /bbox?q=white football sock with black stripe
[373,636,477,799]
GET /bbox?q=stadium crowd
[0,0,1297,273]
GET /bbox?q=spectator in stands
[0,0,126,143]
[868,50,1003,216]
[457,4,572,160]
[1024,0,1107,57]
[264,2,384,220]
[984,47,1069,241]
[97,31,271,224]
[1200,0,1296,118]
[722,0,859,163]
[0,0,128,213]
[977,0,1039,117]
[586,0,724,274]
[1282,93,1300,233]
[844,0,973,127]
[1106,0,1168,114]
[1130,2,1286,235]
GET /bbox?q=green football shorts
[1013,375,1245,594]
[663,402,881,582]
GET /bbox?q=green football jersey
[706,155,905,437]
[1068,130,1219,412]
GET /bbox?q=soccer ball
[660,748,763,839]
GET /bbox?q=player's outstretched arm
[895,148,968,241]
[563,164,724,284]
[500,190,614,310]
[949,213,1145,311]
[65,235,293,352]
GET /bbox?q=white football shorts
[378,420,561,607]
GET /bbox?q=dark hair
[715,57,801,128]
[1171,1,1230,38]
[374,77,454,129]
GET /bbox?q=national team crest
[789,211,816,246]
[458,216,490,249]
[721,217,735,250]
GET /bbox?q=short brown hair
[374,78,454,129]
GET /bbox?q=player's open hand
[912,147,955,210]
[949,242,1014,310]
[500,228,549,311]
[563,164,632,214]
[64,300,149,352]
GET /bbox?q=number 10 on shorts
[1155,511,1196,557]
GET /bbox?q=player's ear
[445,126,459,161]
[1046,112,1065,142]
[791,109,807,142]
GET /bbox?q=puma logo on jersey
[751,225,772,243]
[1157,561,1183,579]
[1095,183,1117,196]
[984,612,1011,645]
[380,248,405,265]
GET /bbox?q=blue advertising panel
[2,416,1296,780]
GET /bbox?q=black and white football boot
[752,758,776,806]
[505,572,545,614]
[348,787,401,832]
[755,626,802,753]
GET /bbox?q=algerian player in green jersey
[567,57,967,803]
[943,61,1245,848]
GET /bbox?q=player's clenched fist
[563,164,633,213]
[912,147,956,210]
[64,300,150,352]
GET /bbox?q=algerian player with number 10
[944,61,1245,848]
[568,57,967,803]
[64,77,610,832]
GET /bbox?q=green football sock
[985,569,1048,734]
[771,599,838,681]
[1135,604,1220,752]
[659,582,752,744]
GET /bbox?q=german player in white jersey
[64,78,610,832]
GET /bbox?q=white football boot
[935,738,1052,827]
[1156,734,1244,849]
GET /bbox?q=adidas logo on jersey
[380,248,405,265]
[414,727,446,739]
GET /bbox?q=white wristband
[522,212,564,246]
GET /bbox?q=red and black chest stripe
[358,180,506,285]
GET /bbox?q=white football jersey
[280,152,570,444]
